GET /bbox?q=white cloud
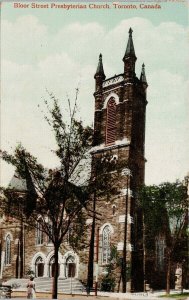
[1,15,188,186]
[2,16,49,64]
[53,22,105,62]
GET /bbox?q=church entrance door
[66,255,76,278]
[49,256,60,277]
[51,262,60,277]
[68,263,76,278]
[35,257,44,277]
[38,263,44,277]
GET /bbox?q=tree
[100,245,121,292]
[0,92,93,299]
[161,182,188,294]
[139,181,188,294]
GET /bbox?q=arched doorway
[49,256,60,278]
[66,255,76,278]
[35,256,44,277]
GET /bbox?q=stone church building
[0,28,149,292]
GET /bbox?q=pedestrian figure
[27,275,36,299]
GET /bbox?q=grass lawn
[160,292,189,299]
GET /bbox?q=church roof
[123,28,136,60]
[8,172,27,191]
[7,158,91,192]
[69,156,91,187]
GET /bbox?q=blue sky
[1,1,189,186]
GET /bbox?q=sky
[1,1,189,187]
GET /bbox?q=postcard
[0,0,188,294]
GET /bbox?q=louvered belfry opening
[106,98,116,145]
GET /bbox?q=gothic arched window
[36,220,43,245]
[155,235,165,271]
[5,234,11,265]
[102,225,111,264]
[106,98,116,145]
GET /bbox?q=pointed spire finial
[129,27,133,37]
[94,53,106,80]
[140,63,147,84]
[123,28,136,61]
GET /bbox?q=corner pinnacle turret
[94,53,106,92]
[140,63,147,84]
[94,53,106,80]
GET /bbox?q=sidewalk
[11,289,189,300]
[97,290,189,300]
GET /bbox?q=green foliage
[139,182,188,246]
[100,275,116,292]
[160,292,189,299]
[26,268,35,276]
[1,144,45,186]
[65,209,88,251]
[43,92,93,179]
[139,181,188,293]
[90,154,124,203]
[100,246,121,292]
[0,92,94,298]
[0,92,93,248]
[106,245,121,274]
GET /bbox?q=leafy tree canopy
[139,181,188,239]
[0,92,94,298]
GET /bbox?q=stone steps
[36,278,84,293]
[4,278,85,294]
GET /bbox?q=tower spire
[140,63,147,84]
[123,28,137,80]
[123,28,136,61]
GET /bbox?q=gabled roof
[8,172,27,191]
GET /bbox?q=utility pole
[121,168,132,293]
[87,190,96,293]
[143,212,146,292]
[95,227,99,296]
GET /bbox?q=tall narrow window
[155,235,165,271]
[66,226,73,244]
[36,221,43,245]
[112,205,116,216]
[5,234,11,265]
[106,98,116,145]
[47,222,53,244]
[102,225,111,264]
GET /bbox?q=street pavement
[9,290,189,300]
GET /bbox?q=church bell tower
[91,28,148,292]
